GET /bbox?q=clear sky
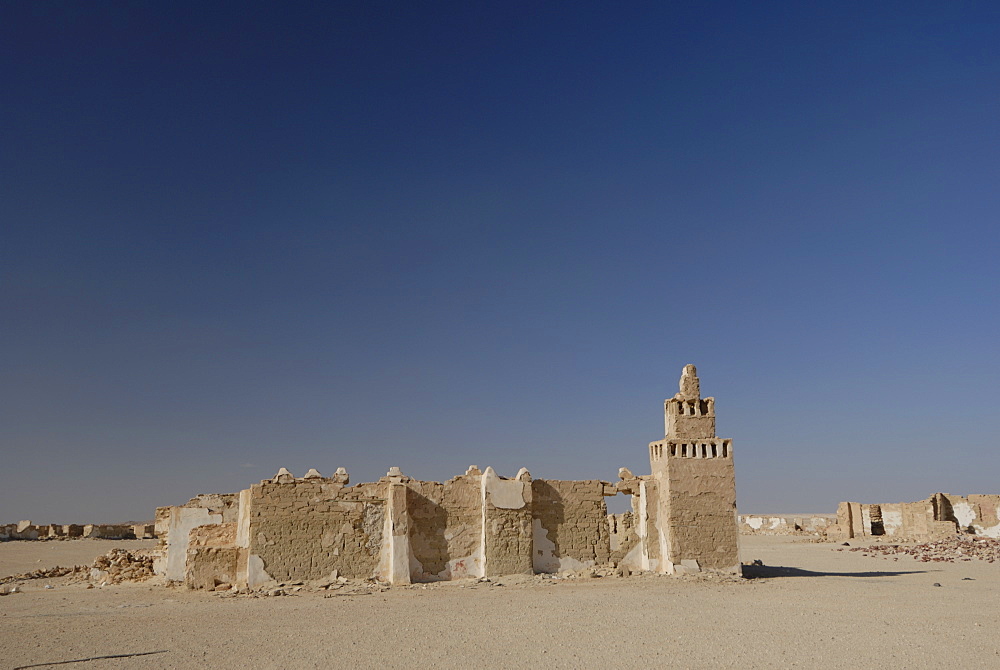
[2,2,999,523]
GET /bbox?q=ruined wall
[832,493,1000,541]
[157,494,239,582]
[482,468,533,577]
[531,479,611,572]
[245,479,385,583]
[946,494,1000,536]
[404,474,483,580]
[608,511,641,567]
[0,522,140,541]
[739,514,835,535]
[166,365,744,585]
[185,523,240,589]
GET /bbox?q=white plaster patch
[163,507,222,581]
[438,551,483,579]
[444,550,482,580]
[483,469,527,509]
[246,554,272,589]
[953,502,977,529]
[971,505,1000,538]
[532,518,559,573]
[860,507,873,534]
[882,509,903,535]
[747,517,763,530]
[975,522,1000,538]
[619,542,645,572]
[531,519,592,573]
[235,489,251,549]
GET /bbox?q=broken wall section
[404,470,483,581]
[531,479,611,573]
[244,478,386,584]
[832,493,1000,541]
[482,467,533,578]
[155,493,239,582]
[739,514,835,535]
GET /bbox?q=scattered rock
[843,536,1000,564]
[90,548,155,584]
[1,564,89,585]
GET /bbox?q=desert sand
[2,535,999,669]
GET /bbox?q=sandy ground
[2,536,999,669]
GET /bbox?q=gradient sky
[3,2,999,523]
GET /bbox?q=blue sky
[2,2,999,522]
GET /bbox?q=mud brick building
[155,365,741,588]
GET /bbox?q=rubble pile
[90,548,156,583]
[1,565,88,585]
[840,536,1000,563]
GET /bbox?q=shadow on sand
[742,565,930,579]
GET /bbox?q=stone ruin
[154,365,741,589]
[738,514,836,535]
[0,522,155,541]
[831,493,1000,541]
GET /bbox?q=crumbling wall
[157,493,239,581]
[405,473,483,580]
[185,523,240,590]
[482,468,532,577]
[738,514,835,535]
[82,524,135,539]
[608,511,641,567]
[830,494,1000,541]
[246,479,385,583]
[948,494,1000,536]
[531,479,610,572]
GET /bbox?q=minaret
[647,365,739,574]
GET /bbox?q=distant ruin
[0,522,154,541]
[831,493,1000,541]
[151,365,740,588]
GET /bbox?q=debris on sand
[837,536,1000,563]
[89,548,156,584]
[1,547,156,586]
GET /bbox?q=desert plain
[2,534,999,669]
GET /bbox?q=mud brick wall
[484,505,532,577]
[481,471,532,577]
[247,480,385,582]
[405,476,482,580]
[186,547,241,589]
[661,457,738,571]
[608,512,640,566]
[531,480,610,570]
[190,522,236,548]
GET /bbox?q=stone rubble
[90,548,156,583]
[838,536,1000,563]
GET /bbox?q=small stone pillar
[384,482,411,585]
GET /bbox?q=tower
[648,365,739,573]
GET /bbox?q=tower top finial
[677,364,700,400]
